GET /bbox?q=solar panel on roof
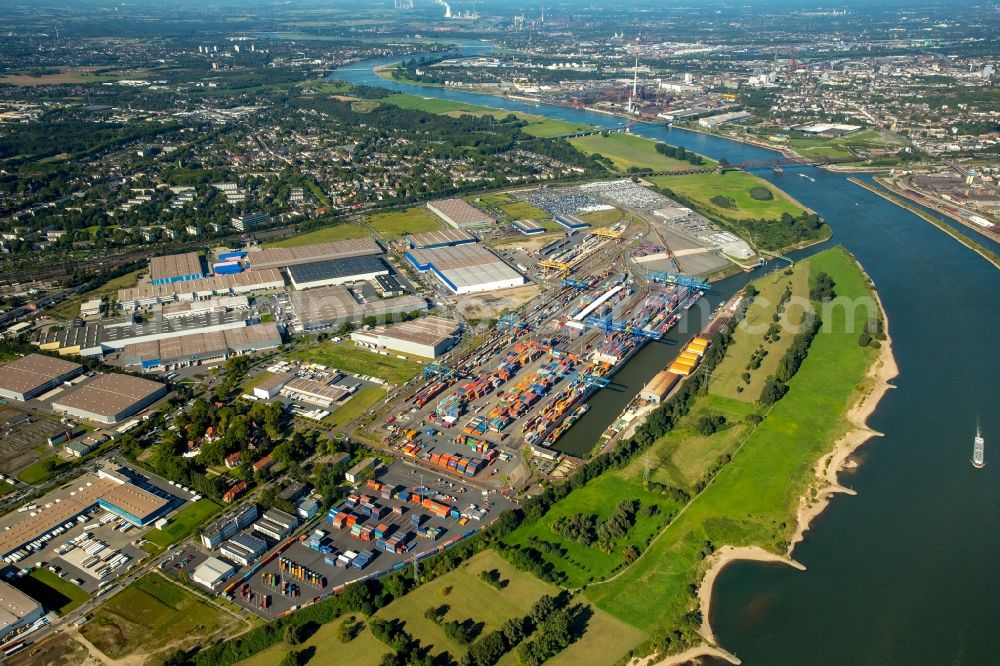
[288,256,389,286]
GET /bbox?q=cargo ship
[972,428,985,468]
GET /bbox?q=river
[331,44,1000,665]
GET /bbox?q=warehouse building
[161,296,249,319]
[280,376,354,409]
[405,243,525,295]
[287,255,390,290]
[554,214,590,232]
[117,269,285,311]
[121,323,283,371]
[0,468,172,559]
[246,238,382,271]
[513,219,546,235]
[193,556,236,591]
[96,468,172,526]
[51,374,167,424]
[0,353,83,401]
[219,533,267,567]
[201,504,259,549]
[0,580,44,642]
[374,274,405,297]
[289,286,427,332]
[150,252,206,286]
[252,371,294,399]
[253,508,298,541]
[427,199,495,229]
[35,323,106,358]
[345,457,378,484]
[639,370,680,404]
[351,316,460,359]
[406,229,476,249]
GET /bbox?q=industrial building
[121,322,283,370]
[345,457,378,483]
[193,556,236,590]
[374,274,405,297]
[219,533,267,566]
[149,252,206,286]
[50,373,167,424]
[253,508,298,541]
[406,228,477,249]
[554,214,590,232]
[426,199,495,229]
[513,219,546,235]
[0,353,83,401]
[246,238,382,271]
[252,371,295,399]
[0,580,44,642]
[117,269,285,311]
[80,299,104,318]
[201,504,259,549]
[160,296,248,319]
[0,468,171,559]
[351,316,460,359]
[280,376,354,409]
[405,243,525,295]
[289,286,427,332]
[287,255,390,290]
[639,370,680,404]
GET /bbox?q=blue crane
[561,278,590,289]
[497,313,528,332]
[423,363,463,380]
[565,370,611,388]
[647,272,710,291]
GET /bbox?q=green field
[323,385,389,430]
[585,248,878,637]
[243,371,275,393]
[289,341,422,385]
[376,550,557,656]
[365,207,443,238]
[649,171,805,221]
[709,264,810,402]
[521,118,597,138]
[81,573,240,660]
[568,133,715,172]
[13,568,90,616]
[470,192,560,230]
[17,455,70,484]
[237,614,391,666]
[580,207,624,227]
[143,499,222,550]
[383,93,594,138]
[46,268,143,320]
[264,223,369,248]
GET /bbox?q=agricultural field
[323,385,389,430]
[289,341,422,385]
[81,573,241,661]
[503,471,684,588]
[649,171,805,221]
[365,207,443,238]
[143,499,222,551]
[264,222,369,248]
[568,133,715,172]
[709,264,811,402]
[12,568,90,616]
[585,248,877,635]
[580,207,625,227]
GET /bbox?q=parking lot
[226,460,514,617]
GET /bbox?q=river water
[332,45,1000,665]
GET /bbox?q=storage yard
[206,461,513,617]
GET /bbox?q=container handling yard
[380,259,710,464]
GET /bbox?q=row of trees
[654,142,706,166]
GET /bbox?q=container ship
[973,428,985,468]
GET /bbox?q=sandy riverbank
[653,283,897,666]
